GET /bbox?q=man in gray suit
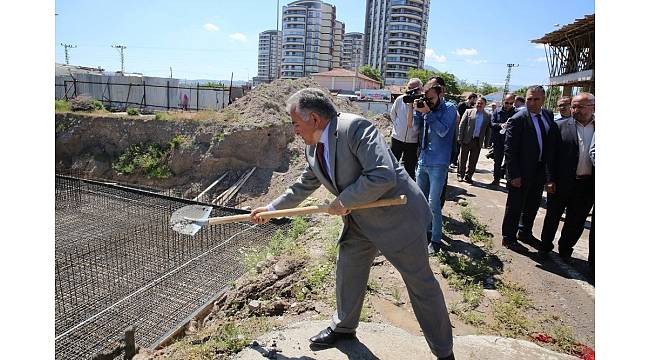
[250,88,455,360]
[457,96,492,184]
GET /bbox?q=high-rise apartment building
[342,32,364,70]
[281,0,343,79]
[253,30,282,85]
[363,0,430,85]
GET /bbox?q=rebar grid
[55,175,289,360]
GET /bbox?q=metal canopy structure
[532,14,595,93]
[55,175,289,359]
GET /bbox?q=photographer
[389,78,423,179]
[414,77,458,254]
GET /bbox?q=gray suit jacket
[458,108,491,147]
[271,113,432,253]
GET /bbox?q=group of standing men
[390,82,596,272]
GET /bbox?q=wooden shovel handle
[206,195,407,226]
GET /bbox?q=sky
[55,0,595,86]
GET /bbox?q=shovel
[170,195,407,236]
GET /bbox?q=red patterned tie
[316,142,331,182]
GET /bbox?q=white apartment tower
[281,0,344,78]
[364,0,430,85]
[342,32,365,70]
[254,30,282,84]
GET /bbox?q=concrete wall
[55,74,231,111]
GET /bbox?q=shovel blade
[170,205,213,236]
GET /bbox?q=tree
[478,82,501,96]
[359,65,383,84]
[406,68,435,85]
[457,80,479,94]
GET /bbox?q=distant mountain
[423,65,440,73]
[179,79,250,86]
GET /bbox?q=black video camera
[403,88,423,104]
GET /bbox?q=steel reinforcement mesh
[55,175,290,360]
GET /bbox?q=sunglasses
[503,101,513,105]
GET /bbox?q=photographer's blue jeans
[416,164,448,244]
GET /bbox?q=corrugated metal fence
[55,74,233,111]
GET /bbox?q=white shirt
[575,117,595,176]
[267,122,332,211]
[473,112,484,138]
[530,112,549,161]
[318,122,332,178]
[389,95,420,143]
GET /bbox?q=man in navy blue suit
[501,86,560,248]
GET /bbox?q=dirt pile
[227,77,361,127]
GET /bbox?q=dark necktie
[316,142,331,182]
[535,114,547,157]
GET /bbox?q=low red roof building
[311,68,381,92]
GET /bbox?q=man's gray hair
[286,88,338,121]
[407,78,423,87]
[526,85,545,96]
[574,92,595,105]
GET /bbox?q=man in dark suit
[457,96,491,184]
[539,93,595,261]
[251,88,455,360]
[501,86,560,248]
[490,93,516,185]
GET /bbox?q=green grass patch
[450,302,486,327]
[491,281,533,337]
[213,131,225,143]
[242,217,308,271]
[552,324,578,354]
[366,279,380,294]
[305,262,335,292]
[111,143,172,178]
[459,201,494,249]
[170,134,191,150]
[359,295,372,322]
[390,286,402,304]
[437,251,501,326]
[155,111,173,121]
[55,100,70,112]
[126,107,140,116]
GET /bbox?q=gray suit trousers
[330,218,454,357]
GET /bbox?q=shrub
[154,112,172,121]
[170,134,190,150]
[126,107,140,116]
[91,100,105,111]
[112,143,172,178]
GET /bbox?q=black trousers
[492,141,505,181]
[390,137,419,180]
[458,139,481,179]
[540,176,595,257]
[501,164,545,243]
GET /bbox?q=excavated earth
[55,78,382,202]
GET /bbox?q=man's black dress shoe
[309,327,356,347]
